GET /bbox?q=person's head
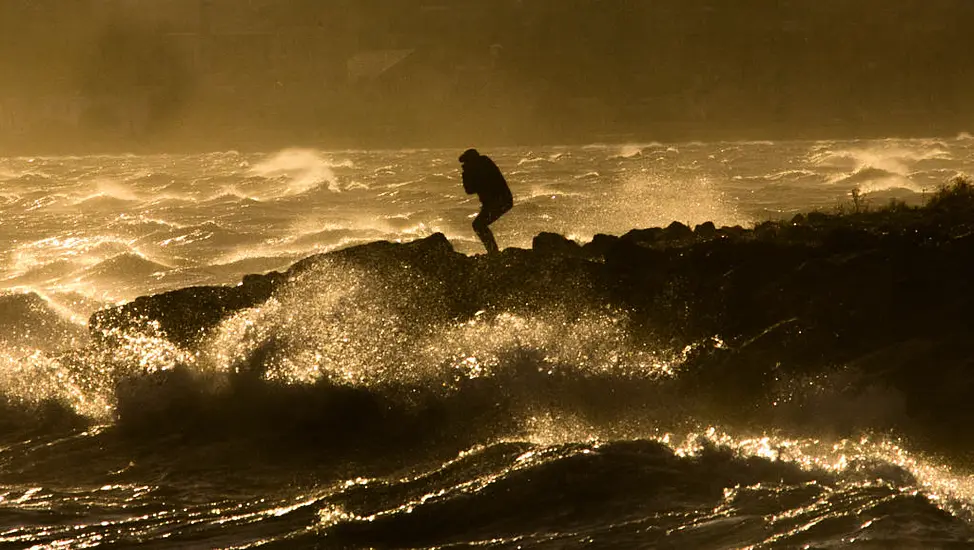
[459,148,479,164]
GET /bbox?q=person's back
[462,154,512,208]
[459,149,513,254]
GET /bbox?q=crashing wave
[63,190,973,464]
[829,166,924,194]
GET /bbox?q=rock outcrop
[86,190,974,455]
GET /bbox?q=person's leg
[497,200,512,218]
[472,208,499,254]
[473,201,512,254]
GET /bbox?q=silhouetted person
[460,148,513,254]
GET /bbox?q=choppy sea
[1,137,974,548]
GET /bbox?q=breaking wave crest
[247,148,354,197]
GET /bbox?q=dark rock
[90,233,464,348]
[694,221,717,239]
[532,232,583,257]
[662,221,693,241]
[621,227,662,245]
[806,211,829,224]
[779,222,817,243]
[753,220,779,239]
[89,284,270,348]
[823,226,876,251]
[581,233,619,259]
[241,271,283,298]
[716,225,747,240]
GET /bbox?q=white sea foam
[611,144,645,159]
[248,148,350,196]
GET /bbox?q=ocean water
[0,138,973,548]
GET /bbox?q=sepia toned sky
[1,1,973,153]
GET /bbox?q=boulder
[532,232,584,257]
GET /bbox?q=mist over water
[1,138,974,547]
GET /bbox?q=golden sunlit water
[1,140,974,547]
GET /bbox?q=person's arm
[462,167,478,194]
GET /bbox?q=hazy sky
[1,1,973,153]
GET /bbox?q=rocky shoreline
[81,178,974,456]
